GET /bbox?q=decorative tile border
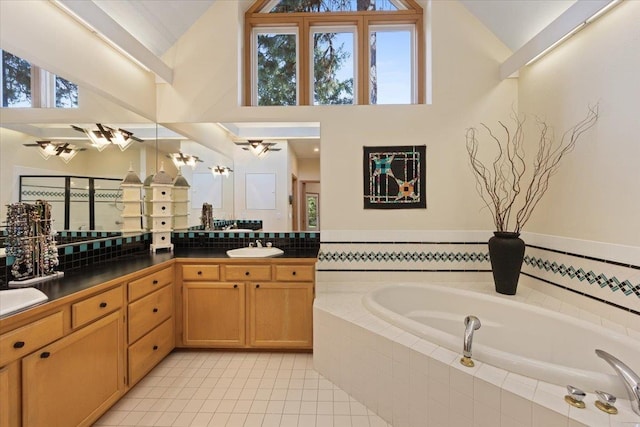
[317,242,490,272]
[172,231,320,252]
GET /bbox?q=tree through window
[245,0,424,106]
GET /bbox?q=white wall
[157,0,517,233]
[517,0,640,247]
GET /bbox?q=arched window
[244,0,424,106]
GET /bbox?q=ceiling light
[71,124,141,151]
[168,152,202,169]
[24,141,85,164]
[210,166,233,177]
[235,140,282,159]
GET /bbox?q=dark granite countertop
[1,248,318,317]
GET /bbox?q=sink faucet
[595,349,640,416]
[255,239,263,248]
[460,315,481,367]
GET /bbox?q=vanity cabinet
[22,310,124,427]
[179,260,315,350]
[126,265,175,386]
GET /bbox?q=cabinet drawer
[128,266,173,301]
[128,317,174,386]
[274,265,315,282]
[182,265,220,281]
[72,286,123,329]
[128,284,173,343]
[224,265,272,281]
[0,311,64,366]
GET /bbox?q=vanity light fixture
[168,152,203,169]
[23,141,86,164]
[210,166,233,177]
[71,124,142,151]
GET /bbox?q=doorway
[291,174,298,231]
[301,180,320,231]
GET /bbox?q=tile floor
[94,351,392,427]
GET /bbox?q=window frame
[1,49,79,108]
[252,26,301,106]
[244,0,424,106]
[368,23,417,104]
[309,24,358,105]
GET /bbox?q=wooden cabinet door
[183,283,245,347]
[247,282,313,349]
[22,311,124,427]
[0,362,20,427]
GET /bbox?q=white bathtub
[363,283,640,398]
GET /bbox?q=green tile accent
[80,244,88,252]
[93,242,100,250]
[65,246,73,255]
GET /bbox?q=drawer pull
[292,271,297,276]
[153,345,158,351]
[153,280,159,285]
[245,271,250,276]
[99,302,108,308]
[197,271,203,275]
[256,284,260,288]
[40,351,51,359]
[153,308,159,313]
[233,284,238,288]
[13,341,25,349]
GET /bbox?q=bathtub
[363,283,640,398]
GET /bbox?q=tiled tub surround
[314,282,640,427]
[317,230,640,329]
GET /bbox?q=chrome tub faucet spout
[595,349,640,416]
[460,315,481,367]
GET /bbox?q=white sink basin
[226,247,284,258]
[0,288,49,316]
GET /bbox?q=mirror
[1,120,320,238]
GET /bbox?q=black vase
[488,231,525,295]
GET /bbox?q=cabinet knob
[256,284,260,288]
[40,351,51,359]
[245,271,250,276]
[161,221,166,226]
[153,308,159,313]
[233,284,238,288]
[197,271,202,275]
[292,271,297,276]
[153,345,158,351]
[99,302,107,308]
[153,280,158,285]
[13,341,25,349]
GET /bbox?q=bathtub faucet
[460,315,481,367]
[595,349,640,416]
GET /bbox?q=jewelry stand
[6,201,63,287]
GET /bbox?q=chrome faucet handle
[565,385,586,408]
[248,242,255,247]
[266,242,273,247]
[594,390,618,414]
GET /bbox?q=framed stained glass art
[363,145,426,209]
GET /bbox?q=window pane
[257,33,297,106]
[270,0,398,13]
[369,29,412,104]
[2,50,31,107]
[55,76,78,108]
[313,31,354,105]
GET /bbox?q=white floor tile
[93,352,382,427]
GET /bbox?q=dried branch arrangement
[465,105,599,233]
